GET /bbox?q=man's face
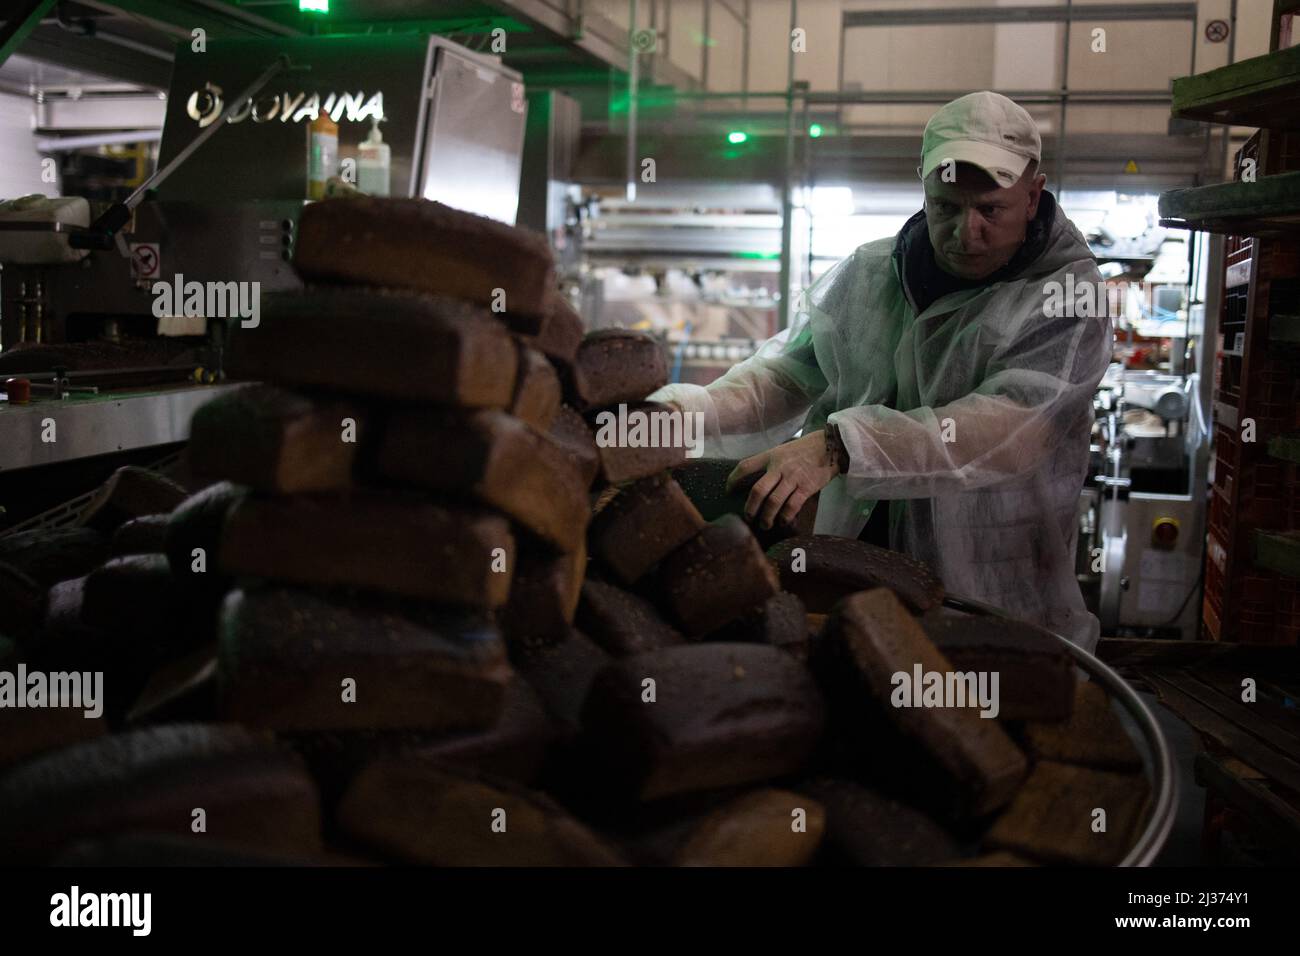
[923,162,1045,280]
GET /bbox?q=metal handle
[71,54,297,253]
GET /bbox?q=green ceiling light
[300,0,329,13]
[726,130,748,145]
[809,123,823,138]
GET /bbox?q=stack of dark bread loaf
[0,198,1150,866]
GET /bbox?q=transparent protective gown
[651,198,1113,652]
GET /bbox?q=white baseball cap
[920,91,1042,188]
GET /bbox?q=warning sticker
[129,242,160,280]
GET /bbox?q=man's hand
[726,430,838,530]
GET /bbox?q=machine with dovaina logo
[0,34,527,477]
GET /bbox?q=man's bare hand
[726,430,838,530]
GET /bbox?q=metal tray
[942,594,1178,867]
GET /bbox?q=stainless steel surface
[418,45,526,224]
[0,383,241,471]
[0,222,79,233]
[517,90,581,239]
[1106,493,1204,633]
[33,93,167,130]
[0,199,305,349]
[942,593,1178,867]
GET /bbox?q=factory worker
[650,91,1113,653]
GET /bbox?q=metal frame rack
[1159,0,1300,645]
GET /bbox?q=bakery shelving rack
[1158,0,1300,645]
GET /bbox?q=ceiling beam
[0,0,56,69]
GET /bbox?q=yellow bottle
[307,112,338,200]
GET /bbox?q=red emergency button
[5,377,31,404]
[1152,517,1179,549]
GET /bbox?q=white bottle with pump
[358,117,391,197]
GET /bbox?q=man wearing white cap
[650,91,1113,651]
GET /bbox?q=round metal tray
[942,594,1178,867]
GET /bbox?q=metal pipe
[742,0,749,103]
[1227,0,1237,66]
[36,129,162,151]
[800,86,811,296]
[0,0,55,70]
[702,0,710,89]
[1056,0,1071,193]
[778,0,797,332]
[844,3,1195,27]
[48,11,175,60]
[663,88,1172,103]
[836,10,846,133]
[626,0,639,202]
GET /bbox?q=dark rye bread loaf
[111,514,170,556]
[799,778,960,866]
[592,402,690,483]
[547,405,601,489]
[0,561,44,638]
[53,833,338,867]
[580,643,825,801]
[0,526,109,588]
[125,644,218,726]
[496,542,586,650]
[0,706,106,772]
[0,723,322,864]
[219,493,515,609]
[671,458,817,547]
[509,344,562,431]
[821,589,1027,819]
[572,329,669,409]
[1021,680,1143,771]
[335,759,618,868]
[78,466,188,534]
[983,760,1151,866]
[218,587,511,734]
[588,473,705,584]
[520,290,584,365]
[337,757,624,866]
[576,578,685,657]
[187,384,362,494]
[230,288,518,406]
[944,851,1038,867]
[165,481,247,595]
[635,788,826,866]
[377,408,589,554]
[768,534,945,613]
[281,677,557,806]
[81,553,206,651]
[711,592,811,661]
[921,608,1075,722]
[510,629,610,735]
[292,197,556,322]
[40,576,101,649]
[407,678,557,784]
[657,514,781,638]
